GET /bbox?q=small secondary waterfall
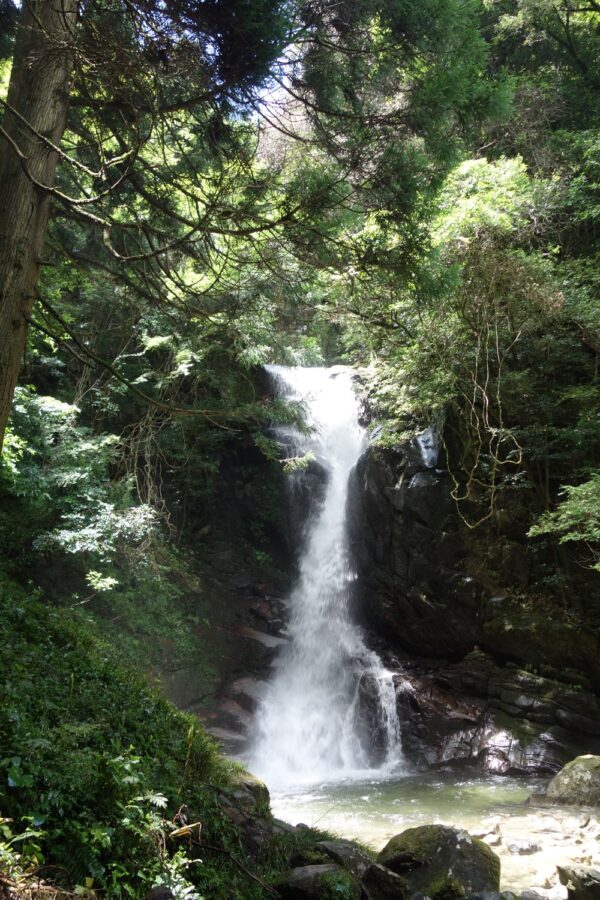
[250,365,403,787]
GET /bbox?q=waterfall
[249,365,403,787]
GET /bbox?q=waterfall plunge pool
[268,771,600,897]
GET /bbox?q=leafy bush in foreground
[0,573,248,897]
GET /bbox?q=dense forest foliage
[0,0,599,896]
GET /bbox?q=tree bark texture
[0,0,77,453]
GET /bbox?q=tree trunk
[0,0,77,453]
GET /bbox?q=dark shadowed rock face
[362,862,409,900]
[348,435,600,687]
[557,864,600,900]
[284,456,329,555]
[355,670,398,765]
[348,440,481,660]
[346,428,600,774]
[395,653,600,774]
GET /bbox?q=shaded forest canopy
[0,0,599,896]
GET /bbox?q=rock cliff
[348,426,600,774]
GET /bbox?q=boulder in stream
[377,825,501,896]
[557,864,600,900]
[545,755,600,805]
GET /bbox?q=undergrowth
[0,571,330,899]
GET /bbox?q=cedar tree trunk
[0,0,77,453]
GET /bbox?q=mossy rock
[228,770,270,812]
[429,874,469,900]
[274,864,361,899]
[377,825,500,896]
[546,755,600,805]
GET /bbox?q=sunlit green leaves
[529,473,600,569]
[434,157,533,245]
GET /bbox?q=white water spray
[249,366,403,788]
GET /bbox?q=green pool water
[270,772,599,895]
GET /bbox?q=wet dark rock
[355,671,396,764]
[220,807,272,856]
[348,443,479,660]
[285,459,329,550]
[274,864,361,899]
[315,839,373,879]
[557,864,600,900]
[146,889,175,900]
[396,672,484,769]
[435,650,496,696]
[499,542,530,589]
[377,826,500,896]
[361,862,409,899]
[394,652,600,775]
[505,841,540,855]
[162,570,291,755]
[376,848,423,876]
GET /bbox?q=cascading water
[249,365,403,788]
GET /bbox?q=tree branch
[32,300,242,430]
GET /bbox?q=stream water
[246,366,599,896]
[269,772,599,896]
